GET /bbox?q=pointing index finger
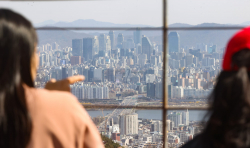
[66,75,85,84]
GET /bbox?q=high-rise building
[182,110,189,125]
[147,83,155,97]
[72,39,83,57]
[137,44,142,55]
[88,66,95,82]
[39,53,45,67]
[107,68,115,82]
[155,82,163,99]
[62,67,68,79]
[144,68,155,81]
[185,55,194,67]
[168,85,173,99]
[94,68,104,82]
[134,28,142,45]
[83,38,94,61]
[98,34,111,55]
[124,68,131,83]
[103,86,109,99]
[109,31,115,50]
[99,34,106,51]
[93,36,99,54]
[67,67,74,77]
[193,57,199,67]
[106,36,111,52]
[70,56,81,65]
[194,78,201,89]
[168,112,182,127]
[117,33,124,48]
[150,56,157,66]
[142,35,152,61]
[82,67,89,83]
[166,120,174,131]
[151,121,163,132]
[146,74,155,83]
[168,32,180,53]
[120,113,138,135]
[54,67,62,80]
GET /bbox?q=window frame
[27,0,247,147]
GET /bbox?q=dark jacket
[181,134,212,148]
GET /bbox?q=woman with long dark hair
[182,27,250,147]
[0,9,104,148]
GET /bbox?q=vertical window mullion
[162,0,168,147]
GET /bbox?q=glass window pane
[1,0,162,28]
[34,29,164,106]
[167,29,241,104]
[168,0,250,27]
[166,109,207,147]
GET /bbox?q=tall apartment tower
[98,34,111,54]
[93,36,99,54]
[99,34,106,51]
[62,67,68,79]
[168,112,182,127]
[168,32,180,53]
[106,36,111,52]
[72,39,83,57]
[182,109,189,125]
[142,35,152,61]
[107,68,115,82]
[120,113,138,135]
[133,28,142,45]
[109,30,115,50]
[83,38,94,61]
[117,33,124,48]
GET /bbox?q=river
[87,109,207,121]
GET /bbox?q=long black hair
[0,9,37,148]
[201,49,250,148]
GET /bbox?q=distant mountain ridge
[35,19,153,28]
[36,20,250,49]
[36,19,250,28]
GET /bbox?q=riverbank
[87,110,208,121]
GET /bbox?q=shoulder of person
[32,88,82,111]
[30,88,91,124]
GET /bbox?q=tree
[101,135,122,148]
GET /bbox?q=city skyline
[35,26,220,147]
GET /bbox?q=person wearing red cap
[181,27,250,148]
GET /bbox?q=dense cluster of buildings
[167,32,223,99]
[35,29,164,100]
[36,29,222,101]
[70,82,109,99]
[34,29,222,147]
[100,110,203,147]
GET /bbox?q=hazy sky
[1,0,250,26]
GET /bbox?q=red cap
[223,27,250,71]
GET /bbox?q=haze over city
[1,0,250,26]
